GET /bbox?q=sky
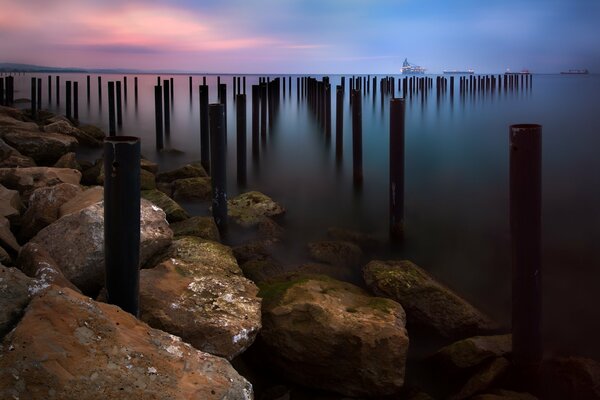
[1,0,599,74]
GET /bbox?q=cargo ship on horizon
[443,69,474,75]
[401,58,426,74]
[561,69,589,75]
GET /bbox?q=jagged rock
[19,183,82,241]
[170,215,220,241]
[1,128,78,164]
[471,390,538,400]
[0,167,81,202]
[25,199,172,294]
[78,124,106,143]
[240,258,286,283]
[327,227,383,252]
[434,334,512,369]
[257,217,285,240]
[172,177,211,201]
[58,186,103,217]
[0,286,254,400]
[0,247,11,265]
[0,266,32,337]
[0,184,22,224]
[363,260,496,338]
[228,191,285,227]
[233,239,277,264]
[141,158,159,174]
[307,240,363,269]
[258,275,409,397]
[157,163,207,183]
[142,189,189,222]
[16,242,80,293]
[0,216,19,253]
[0,114,38,130]
[0,138,36,168]
[540,357,600,400]
[450,357,510,400]
[43,120,102,147]
[53,152,81,170]
[81,158,102,186]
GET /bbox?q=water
[7,72,600,360]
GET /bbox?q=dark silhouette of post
[154,85,164,150]
[260,83,267,139]
[104,135,141,317]
[170,77,174,102]
[30,78,37,119]
[390,98,405,239]
[236,94,247,185]
[98,76,102,104]
[199,85,210,173]
[251,85,259,158]
[37,78,42,111]
[209,103,228,239]
[87,75,90,103]
[352,89,363,185]
[108,82,116,136]
[134,77,138,103]
[123,76,128,102]
[335,85,343,161]
[243,76,246,94]
[163,80,170,135]
[510,124,542,384]
[66,80,72,120]
[73,82,79,121]
[189,76,193,97]
[0,78,4,106]
[56,76,60,104]
[47,75,51,105]
[116,81,123,127]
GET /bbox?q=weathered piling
[108,82,116,136]
[116,81,123,127]
[30,78,37,119]
[219,83,227,137]
[335,85,343,161]
[47,75,51,104]
[189,76,193,97]
[66,81,72,120]
[104,135,141,317]
[134,77,138,103]
[260,83,267,139]
[154,85,164,150]
[86,75,90,102]
[170,77,174,101]
[0,78,4,106]
[390,98,406,239]
[209,103,228,239]
[56,76,60,104]
[325,83,332,138]
[98,76,102,104]
[163,80,170,135]
[252,85,259,158]
[236,94,247,185]
[199,85,210,173]
[510,124,542,383]
[157,76,161,85]
[243,76,246,94]
[73,81,79,121]
[352,89,363,185]
[7,76,14,105]
[123,76,128,101]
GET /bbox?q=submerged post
[116,81,123,127]
[163,80,170,135]
[47,75,51,105]
[390,98,405,239]
[251,85,259,158]
[199,85,210,173]
[30,78,37,119]
[87,75,91,102]
[66,80,72,120]
[56,76,60,104]
[98,76,102,104]
[108,82,116,136]
[209,103,228,239]
[510,123,542,385]
[73,81,79,121]
[352,89,363,185]
[37,78,42,111]
[104,135,141,317]
[335,85,343,161]
[236,93,247,185]
[154,85,164,150]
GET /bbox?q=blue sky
[1,0,599,73]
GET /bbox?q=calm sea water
[8,72,600,360]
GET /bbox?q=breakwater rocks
[0,106,598,399]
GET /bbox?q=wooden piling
[199,84,210,173]
[116,81,122,127]
[87,75,90,102]
[390,98,406,238]
[108,82,116,136]
[251,85,259,158]
[236,94,247,185]
[154,85,164,150]
[30,78,37,119]
[73,81,79,121]
[47,75,51,104]
[352,89,363,185]
[163,80,170,135]
[56,76,60,104]
[335,85,343,161]
[209,103,228,239]
[66,80,72,120]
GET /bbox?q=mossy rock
[227,191,285,227]
[170,216,219,241]
[157,163,207,183]
[240,258,286,284]
[79,124,106,142]
[141,189,189,222]
[172,177,211,201]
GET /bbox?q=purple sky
[1,0,599,73]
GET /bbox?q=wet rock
[19,183,82,241]
[258,216,285,240]
[16,242,80,293]
[0,138,36,168]
[80,158,102,186]
[170,215,220,241]
[540,357,600,400]
[0,184,22,224]
[0,266,32,338]
[156,162,208,183]
[363,260,496,338]
[58,186,103,217]
[25,199,172,294]
[450,357,510,399]
[233,239,277,264]
[0,216,19,253]
[53,151,81,170]
[308,240,363,269]
[140,169,157,190]
[141,158,159,174]
[172,177,211,201]
[228,191,285,227]
[0,167,81,202]
[1,128,77,164]
[43,120,102,147]
[291,261,356,282]
[240,258,286,283]
[0,115,38,131]
[327,227,383,253]
[142,189,189,223]
[471,390,538,400]
[0,286,254,400]
[258,275,409,397]
[78,124,106,143]
[434,334,512,370]
[0,246,11,265]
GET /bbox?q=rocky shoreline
[0,105,598,399]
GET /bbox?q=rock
[363,260,496,338]
[170,215,220,241]
[258,217,285,240]
[140,258,261,360]
[0,266,32,338]
[0,184,22,224]
[0,138,36,168]
[16,242,80,293]
[43,120,102,147]
[308,240,363,269]
[141,189,189,222]
[19,183,82,241]
[0,216,19,253]
[53,152,81,170]
[58,186,104,217]
[172,177,211,201]
[434,334,512,370]
[471,390,538,400]
[228,191,285,227]
[78,124,106,143]
[0,114,38,130]
[0,167,81,202]
[1,128,78,164]
[450,357,510,400]
[45,114,71,125]
[540,357,600,400]
[81,158,102,186]
[233,239,277,264]
[0,246,11,265]
[157,163,207,183]
[0,287,254,400]
[240,258,286,283]
[258,275,409,397]
[141,158,159,174]
[327,227,383,252]
[97,164,156,190]
[26,199,172,294]
[290,262,356,282]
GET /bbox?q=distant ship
[401,58,426,74]
[443,69,474,75]
[505,69,531,75]
[561,69,589,75]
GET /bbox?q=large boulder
[24,199,172,294]
[363,260,496,338]
[307,240,363,269]
[433,334,512,370]
[43,120,103,147]
[258,274,409,397]
[1,128,78,165]
[53,152,81,170]
[0,286,254,400]
[78,124,106,143]
[156,163,207,183]
[58,186,103,217]
[540,357,600,400]
[0,216,20,253]
[0,266,32,338]
[0,139,36,168]
[0,167,81,202]
[142,189,189,222]
[16,242,80,293]
[228,191,285,227]
[327,227,383,253]
[170,215,220,241]
[172,177,211,201]
[0,114,38,130]
[0,184,22,224]
[450,357,510,400]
